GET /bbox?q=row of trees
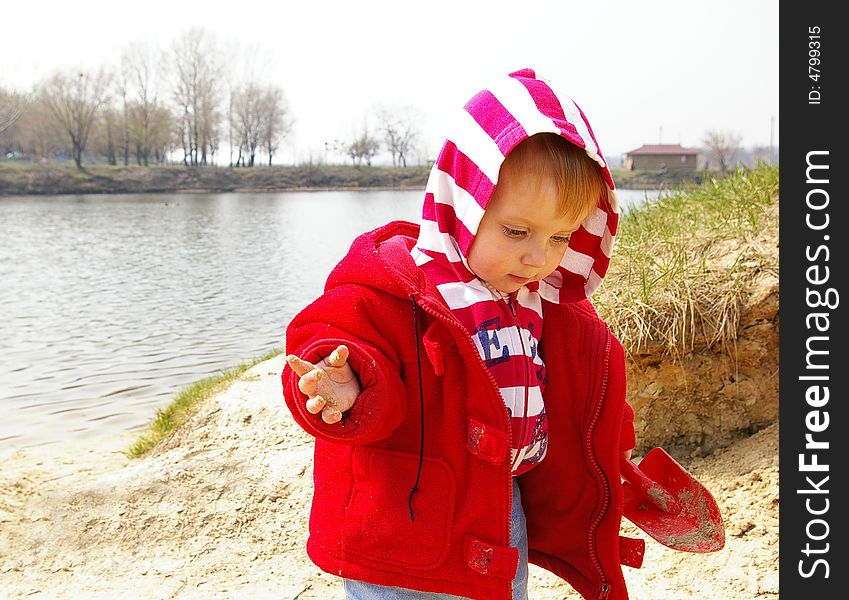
[0,28,425,170]
[0,29,291,169]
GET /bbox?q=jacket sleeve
[282,284,407,445]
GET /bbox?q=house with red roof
[625,144,700,171]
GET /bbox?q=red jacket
[282,221,642,600]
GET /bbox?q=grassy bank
[0,161,716,196]
[127,347,283,457]
[595,164,779,356]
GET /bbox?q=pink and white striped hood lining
[411,67,619,305]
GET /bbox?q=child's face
[467,169,585,295]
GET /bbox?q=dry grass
[595,164,778,359]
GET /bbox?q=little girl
[283,68,641,600]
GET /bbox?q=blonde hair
[497,133,607,223]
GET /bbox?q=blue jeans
[343,477,529,600]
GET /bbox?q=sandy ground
[0,355,778,600]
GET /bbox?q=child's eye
[550,235,571,245]
[502,227,527,238]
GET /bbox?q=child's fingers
[297,367,323,396]
[286,354,317,377]
[326,345,349,368]
[305,394,328,415]
[322,405,343,424]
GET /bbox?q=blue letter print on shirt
[475,317,510,367]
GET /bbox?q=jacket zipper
[412,290,613,595]
[586,326,613,596]
[506,293,530,472]
[410,296,514,545]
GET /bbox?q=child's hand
[285,345,361,424]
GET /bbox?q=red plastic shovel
[620,448,725,553]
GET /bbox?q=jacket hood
[412,68,619,304]
[324,220,432,299]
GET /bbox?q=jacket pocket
[343,447,455,570]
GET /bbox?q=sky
[2,0,779,165]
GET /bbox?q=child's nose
[521,242,547,268]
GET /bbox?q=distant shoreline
[0,163,709,197]
[0,163,430,197]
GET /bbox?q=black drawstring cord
[408,294,426,522]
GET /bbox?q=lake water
[0,188,660,453]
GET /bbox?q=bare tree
[8,96,64,160]
[115,61,132,165]
[376,105,421,167]
[199,90,221,164]
[231,83,263,167]
[144,103,176,164]
[171,28,224,166]
[346,125,380,167]
[260,86,292,166]
[40,68,111,169]
[0,88,27,136]
[702,130,743,172]
[230,83,291,167]
[323,138,348,164]
[227,86,236,167]
[97,106,120,165]
[119,41,168,166]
